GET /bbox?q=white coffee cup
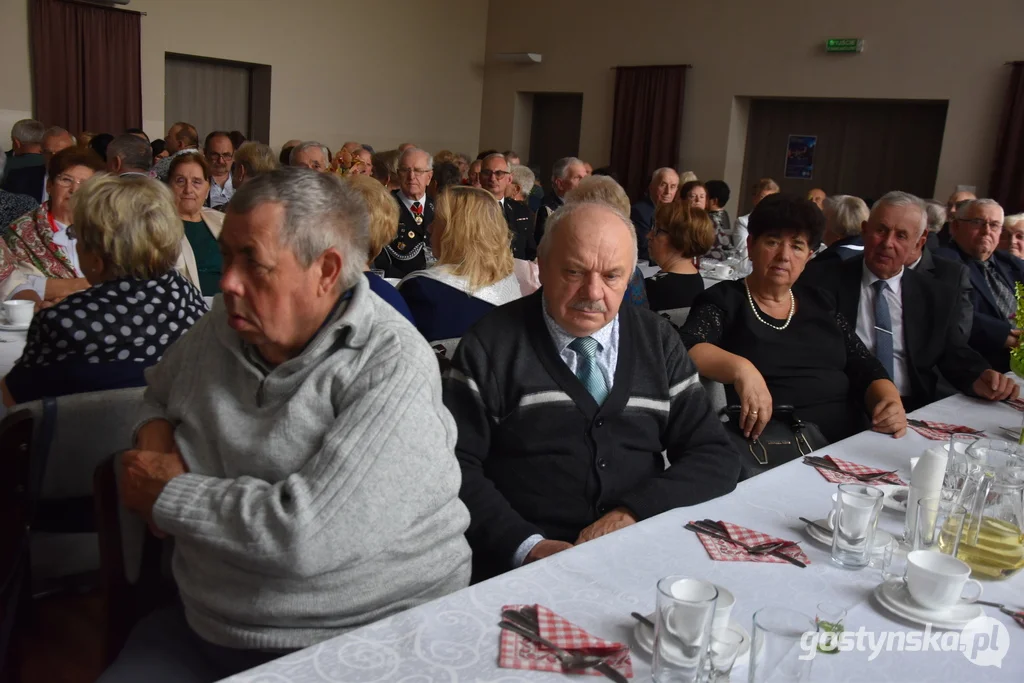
[2,300,33,326]
[666,578,718,642]
[905,550,983,611]
[826,493,838,528]
[711,584,735,634]
[712,264,733,279]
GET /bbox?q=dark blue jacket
[399,277,497,342]
[365,271,414,323]
[630,196,656,262]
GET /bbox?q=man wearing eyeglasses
[204,131,236,210]
[480,153,536,260]
[937,198,1024,372]
[374,147,434,278]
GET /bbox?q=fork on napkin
[498,604,633,678]
[907,419,983,441]
[805,455,905,485]
[689,521,811,566]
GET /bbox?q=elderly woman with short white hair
[819,194,869,260]
[2,174,207,406]
[509,164,535,204]
[999,213,1024,259]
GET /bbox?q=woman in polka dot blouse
[1,174,208,405]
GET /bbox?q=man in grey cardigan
[100,169,472,682]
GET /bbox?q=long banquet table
[223,389,1024,682]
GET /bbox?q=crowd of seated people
[3,115,1024,682]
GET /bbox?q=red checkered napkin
[692,521,811,565]
[498,604,632,678]
[909,420,983,441]
[813,455,905,486]
[1004,398,1024,412]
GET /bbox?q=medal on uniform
[408,230,416,238]
[414,215,423,225]
[397,241,406,250]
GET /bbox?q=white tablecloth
[0,328,27,418]
[636,263,728,292]
[224,392,1024,683]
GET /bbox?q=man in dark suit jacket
[937,199,1024,373]
[535,156,586,245]
[630,167,679,261]
[480,153,536,259]
[809,192,1017,410]
[907,239,974,343]
[1,126,76,203]
[374,147,434,278]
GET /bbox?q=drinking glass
[830,484,884,569]
[653,576,718,683]
[914,497,967,555]
[709,626,745,681]
[880,536,909,582]
[748,607,816,683]
[814,602,847,655]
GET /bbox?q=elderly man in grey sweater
[99,169,472,683]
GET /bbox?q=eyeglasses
[397,167,431,177]
[958,217,1003,231]
[54,174,86,189]
[207,152,233,161]
[479,169,510,180]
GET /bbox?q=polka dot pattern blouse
[16,269,209,369]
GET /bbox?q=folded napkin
[909,420,983,441]
[813,455,905,486]
[1003,398,1024,412]
[692,521,811,565]
[498,604,632,678]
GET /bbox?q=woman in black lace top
[679,194,906,444]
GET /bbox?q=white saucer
[878,484,910,512]
[633,613,751,665]
[804,518,834,545]
[0,320,30,331]
[874,579,983,629]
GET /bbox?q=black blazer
[534,193,563,244]
[813,235,863,264]
[503,198,536,260]
[912,248,973,344]
[817,256,989,410]
[630,196,656,261]
[935,244,1024,372]
[0,165,46,203]
[374,192,434,278]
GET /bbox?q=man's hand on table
[574,507,637,545]
[972,369,1020,402]
[120,449,188,537]
[524,539,573,563]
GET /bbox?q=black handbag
[723,404,829,480]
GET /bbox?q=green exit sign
[826,38,864,53]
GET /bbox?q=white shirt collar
[909,254,923,270]
[398,191,426,211]
[861,262,904,295]
[541,296,617,354]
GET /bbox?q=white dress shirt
[208,173,234,207]
[41,173,49,203]
[855,264,910,395]
[398,191,427,213]
[9,216,84,300]
[512,301,621,567]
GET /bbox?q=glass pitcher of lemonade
[955,440,1024,580]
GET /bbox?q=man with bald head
[444,201,738,580]
[809,192,1015,410]
[3,125,74,201]
[938,198,1024,371]
[631,167,679,261]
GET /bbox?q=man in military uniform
[375,147,434,278]
[479,153,536,260]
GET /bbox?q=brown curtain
[990,62,1024,214]
[30,0,142,136]
[609,65,689,202]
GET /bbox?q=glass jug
[956,439,1024,580]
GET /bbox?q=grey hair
[398,146,433,170]
[956,198,1004,221]
[651,167,678,183]
[871,191,928,237]
[924,200,947,233]
[227,168,370,290]
[510,164,535,196]
[1005,213,1024,230]
[43,126,76,145]
[537,200,638,271]
[481,152,509,169]
[11,119,45,145]
[825,195,870,238]
[551,156,583,182]
[288,141,330,166]
[108,133,153,171]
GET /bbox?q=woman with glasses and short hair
[645,202,714,310]
[166,151,225,295]
[4,147,105,308]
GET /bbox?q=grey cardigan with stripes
[443,290,740,579]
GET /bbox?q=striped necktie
[872,280,895,380]
[569,336,609,405]
[981,260,1016,319]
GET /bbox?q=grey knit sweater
[137,276,472,650]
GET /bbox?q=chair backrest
[660,307,691,327]
[701,377,728,417]
[431,337,461,357]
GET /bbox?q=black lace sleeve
[834,310,891,396]
[678,302,726,349]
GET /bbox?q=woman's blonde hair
[433,186,514,290]
[345,174,400,263]
[72,174,183,280]
[564,175,631,215]
[434,149,456,165]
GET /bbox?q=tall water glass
[653,576,718,683]
[830,484,884,569]
[914,497,967,555]
[748,607,816,683]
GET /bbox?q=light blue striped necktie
[872,280,895,380]
[569,336,609,405]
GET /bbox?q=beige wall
[0,0,488,155]
[481,0,1024,214]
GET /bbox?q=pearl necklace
[744,279,795,331]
